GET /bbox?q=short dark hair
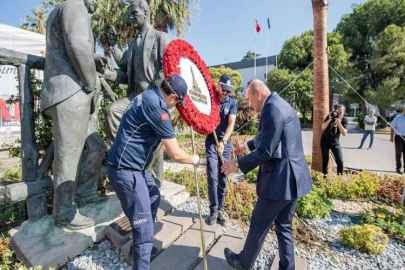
[161,79,176,97]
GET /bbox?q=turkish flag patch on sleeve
[160,113,170,121]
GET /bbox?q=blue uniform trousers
[205,140,232,213]
[239,197,298,270]
[107,165,160,270]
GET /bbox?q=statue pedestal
[8,193,124,269]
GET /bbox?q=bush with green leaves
[361,206,405,242]
[377,174,405,205]
[339,224,389,255]
[296,186,332,219]
[1,166,22,184]
[244,167,259,182]
[313,171,380,200]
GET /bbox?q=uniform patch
[224,106,230,115]
[161,113,170,121]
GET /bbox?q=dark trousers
[205,140,232,212]
[107,166,160,270]
[321,138,344,175]
[359,130,374,148]
[395,135,405,171]
[239,198,298,270]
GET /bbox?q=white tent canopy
[0,23,45,133]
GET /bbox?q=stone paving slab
[8,193,123,269]
[270,253,307,270]
[195,229,244,270]
[121,210,194,265]
[106,200,174,248]
[150,221,223,270]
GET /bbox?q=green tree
[209,65,243,91]
[336,0,405,125]
[21,6,48,34]
[209,66,256,135]
[366,25,405,110]
[267,67,313,123]
[241,50,261,61]
[268,30,350,123]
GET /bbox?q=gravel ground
[67,196,405,270]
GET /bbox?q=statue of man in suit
[41,0,107,230]
[101,0,168,185]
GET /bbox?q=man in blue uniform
[222,80,312,270]
[107,74,200,270]
[205,74,237,225]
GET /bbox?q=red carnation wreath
[163,39,220,135]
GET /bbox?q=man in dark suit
[102,0,168,185]
[222,80,312,270]
[41,0,106,230]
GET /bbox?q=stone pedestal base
[8,193,124,269]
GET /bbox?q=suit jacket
[41,0,97,112]
[114,26,168,95]
[238,93,312,200]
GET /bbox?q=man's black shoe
[217,210,226,224]
[397,169,403,175]
[206,211,218,225]
[224,248,246,270]
[151,246,159,258]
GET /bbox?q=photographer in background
[321,104,348,175]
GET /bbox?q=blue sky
[1,0,367,66]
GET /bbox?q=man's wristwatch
[222,139,228,146]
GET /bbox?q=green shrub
[305,155,312,166]
[358,114,365,130]
[164,169,257,222]
[361,206,405,242]
[224,180,257,222]
[314,171,380,200]
[163,168,208,199]
[339,224,389,255]
[1,166,22,183]
[377,174,405,205]
[296,186,332,219]
[244,167,259,182]
[0,235,13,269]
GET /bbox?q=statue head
[83,0,98,14]
[129,0,150,31]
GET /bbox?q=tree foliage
[241,50,261,61]
[335,0,405,123]
[267,30,350,121]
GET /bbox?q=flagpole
[266,19,269,80]
[254,30,257,78]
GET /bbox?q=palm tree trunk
[311,0,329,172]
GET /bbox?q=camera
[331,104,339,119]
[330,94,340,119]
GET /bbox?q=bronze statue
[41,0,107,230]
[101,0,168,185]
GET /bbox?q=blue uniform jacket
[107,86,175,171]
[238,93,312,200]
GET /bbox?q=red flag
[255,19,261,33]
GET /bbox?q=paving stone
[270,253,308,270]
[121,210,194,265]
[150,221,223,270]
[106,200,174,248]
[195,229,244,270]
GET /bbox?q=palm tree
[149,0,199,36]
[311,0,329,172]
[91,0,133,57]
[21,7,48,34]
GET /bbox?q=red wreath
[163,39,220,135]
